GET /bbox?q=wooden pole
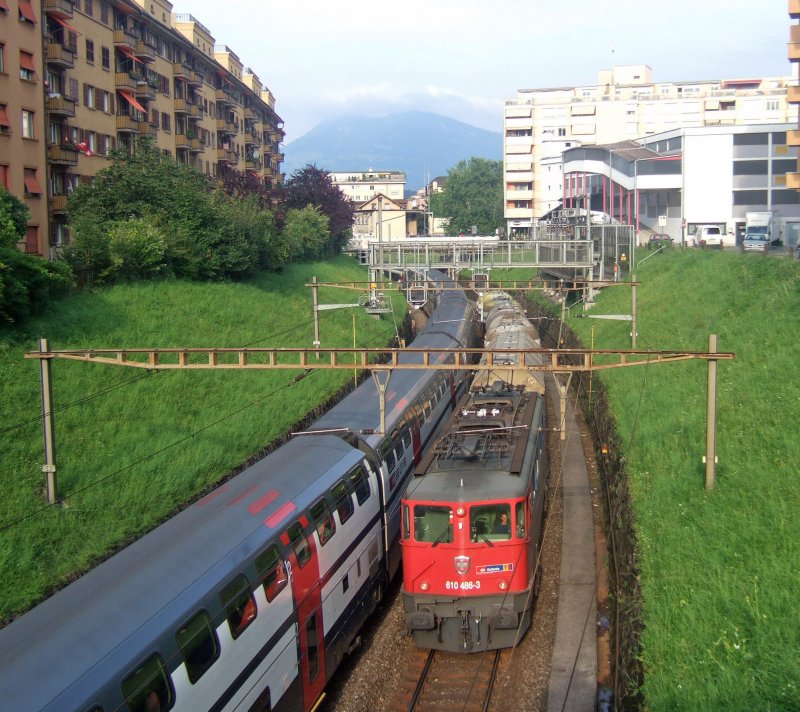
[705,334,718,490]
[39,338,57,504]
[312,276,320,360]
[631,273,637,348]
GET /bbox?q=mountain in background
[282,111,502,194]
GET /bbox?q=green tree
[282,165,354,254]
[0,188,30,249]
[283,205,330,261]
[105,218,168,281]
[429,158,504,236]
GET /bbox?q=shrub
[105,218,168,281]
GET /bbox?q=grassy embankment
[0,257,405,620]
[564,250,799,710]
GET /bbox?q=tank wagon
[0,272,476,712]
[401,292,548,653]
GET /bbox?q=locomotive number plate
[445,580,481,591]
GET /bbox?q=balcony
[138,122,157,137]
[135,82,156,101]
[786,172,800,189]
[275,152,284,163]
[792,0,800,19]
[175,133,192,149]
[46,42,75,69]
[116,114,139,133]
[215,88,234,106]
[47,143,79,165]
[262,165,273,177]
[244,158,261,170]
[787,129,800,147]
[788,86,800,105]
[217,148,236,163]
[43,0,74,17]
[174,98,199,117]
[50,194,69,213]
[47,94,77,117]
[134,40,156,63]
[187,70,204,88]
[189,138,203,153]
[216,118,237,135]
[113,28,138,49]
[115,72,136,91]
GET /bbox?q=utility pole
[38,338,57,504]
[705,334,719,489]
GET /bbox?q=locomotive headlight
[455,506,466,517]
[498,579,509,590]
[420,581,430,591]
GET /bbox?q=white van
[695,225,724,248]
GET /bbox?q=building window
[83,0,93,17]
[0,164,9,189]
[24,168,43,196]
[766,100,779,112]
[0,104,10,136]
[100,1,109,24]
[0,44,5,73]
[18,0,36,24]
[101,46,110,69]
[83,84,95,109]
[557,128,566,137]
[19,51,36,81]
[161,112,170,132]
[85,39,94,64]
[21,110,35,138]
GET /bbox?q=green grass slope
[0,258,405,619]
[567,251,800,710]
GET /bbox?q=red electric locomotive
[401,293,548,653]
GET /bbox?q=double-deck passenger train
[401,292,549,653]
[0,272,476,711]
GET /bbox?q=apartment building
[329,170,405,204]
[787,0,800,190]
[504,64,796,236]
[0,0,284,258]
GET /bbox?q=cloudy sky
[174,0,793,143]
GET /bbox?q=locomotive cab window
[413,504,452,543]
[256,544,288,601]
[176,611,219,684]
[471,504,512,541]
[332,480,354,523]
[288,521,312,567]
[221,575,257,639]
[516,501,526,538]
[122,654,174,712]
[311,498,335,545]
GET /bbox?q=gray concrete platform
[546,382,598,712]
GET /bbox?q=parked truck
[743,211,773,253]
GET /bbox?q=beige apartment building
[788,0,800,189]
[504,64,796,236]
[0,0,284,258]
[329,170,405,204]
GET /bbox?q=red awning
[117,45,143,64]
[19,51,37,72]
[18,0,36,23]
[0,0,10,12]
[118,88,146,113]
[51,14,81,34]
[0,104,10,128]
[24,171,43,195]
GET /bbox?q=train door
[409,411,422,464]
[284,519,326,708]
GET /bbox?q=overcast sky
[175,0,793,143]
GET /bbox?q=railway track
[393,648,504,712]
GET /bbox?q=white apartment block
[504,64,797,236]
[329,170,405,204]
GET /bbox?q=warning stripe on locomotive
[476,563,514,575]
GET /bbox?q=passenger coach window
[221,575,257,639]
[176,611,219,684]
[311,498,335,544]
[414,504,453,543]
[122,654,174,712]
[287,521,312,567]
[332,481,354,522]
[348,464,370,504]
[256,545,288,601]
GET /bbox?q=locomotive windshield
[413,504,453,544]
[471,504,512,541]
